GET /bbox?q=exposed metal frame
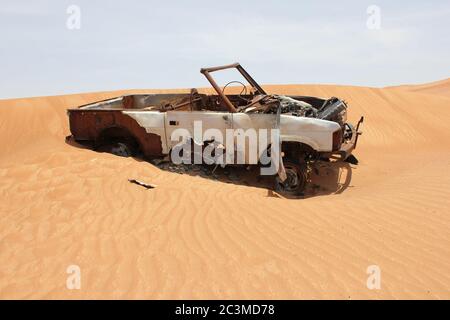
[200,63,266,113]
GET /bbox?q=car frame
[67,63,363,195]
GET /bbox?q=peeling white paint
[122,110,339,156]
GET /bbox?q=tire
[274,160,308,197]
[96,140,135,157]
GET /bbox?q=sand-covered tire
[274,160,307,197]
[96,141,135,157]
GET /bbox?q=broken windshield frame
[200,63,267,113]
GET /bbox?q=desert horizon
[2,76,449,101]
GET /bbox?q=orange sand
[1,81,449,299]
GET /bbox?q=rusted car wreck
[67,63,363,195]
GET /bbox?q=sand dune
[388,77,450,98]
[1,82,450,299]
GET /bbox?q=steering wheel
[223,81,250,104]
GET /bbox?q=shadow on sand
[66,136,354,199]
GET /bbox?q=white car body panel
[122,111,168,153]
[123,110,340,158]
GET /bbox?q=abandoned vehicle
[67,63,363,195]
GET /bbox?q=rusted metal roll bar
[200,62,266,113]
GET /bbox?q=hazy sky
[0,0,449,99]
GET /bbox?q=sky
[0,0,449,99]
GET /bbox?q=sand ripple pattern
[1,83,450,299]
